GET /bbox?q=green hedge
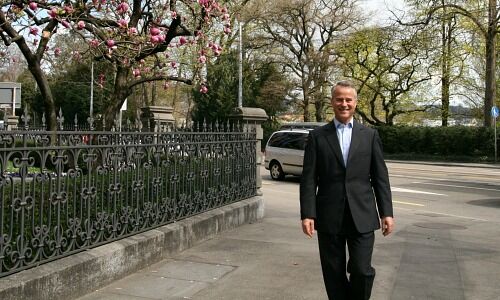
[376,125,497,162]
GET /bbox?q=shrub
[376,125,496,162]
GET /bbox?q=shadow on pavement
[467,198,500,208]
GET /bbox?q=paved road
[78,162,500,300]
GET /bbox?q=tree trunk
[483,0,497,127]
[303,84,311,122]
[314,84,327,122]
[0,11,57,131]
[441,7,452,127]
[104,66,131,129]
[28,61,57,131]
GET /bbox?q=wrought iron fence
[0,114,256,277]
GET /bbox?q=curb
[386,159,500,169]
[0,196,264,300]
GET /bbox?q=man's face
[332,86,357,124]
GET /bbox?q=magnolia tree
[0,0,230,129]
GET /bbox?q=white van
[264,129,310,180]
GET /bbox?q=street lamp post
[238,20,243,108]
[90,60,94,122]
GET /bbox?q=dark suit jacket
[300,120,393,234]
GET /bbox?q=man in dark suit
[300,80,394,300]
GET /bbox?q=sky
[361,0,407,25]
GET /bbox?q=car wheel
[270,161,285,180]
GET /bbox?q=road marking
[394,207,489,221]
[392,174,448,181]
[392,187,446,196]
[390,166,500,176]
[393,200,425,207]
[411,182,500,192]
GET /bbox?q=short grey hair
[332,80,358,99]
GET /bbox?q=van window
[268,132,308,150]
[268,132,288,148]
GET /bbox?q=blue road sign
[492,106,499,118]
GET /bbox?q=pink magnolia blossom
[116,2,129,15]
[223,26,231,34]
[171,11,177,18]
[128,27,138,35]
[150,35,161,44]
[98,74,105,88]
[29,26,39,35]
[89,39,100,48]
[158,35,165,43]
[170,61,177,69]
[29,2,37,11]
[150,27,160,36]
[222,13,229,21]
[61,20,71,28]
[179,36,187,45]
[49,7,58,18]
[64,5,73,14]
[198,55,206,64]
[200,85,208,94]
[117,19,128,28]
[72,51,82,61]
[132,68,141,77]
[54,48,62,56]
[77,20,85,30]
[106,39,115,48]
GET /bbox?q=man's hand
[381,216,394,236]
[302,218,315,238]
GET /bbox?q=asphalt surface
[77,162,500,300]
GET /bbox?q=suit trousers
[317,230,375,300]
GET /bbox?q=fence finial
[87,115,94,131]
[57,108,64,130]
[21,107,31,130]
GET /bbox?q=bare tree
[248,0,361,121]
[397,0,499,127]
[336,26,433,125]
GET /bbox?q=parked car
[264,129,310,180]
[280,122,327,130]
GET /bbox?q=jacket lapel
[325,121,345,168]
[347,120,362,165]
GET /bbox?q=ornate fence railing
[0,121,256,277]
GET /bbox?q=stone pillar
[140,106,175,131]
[6,115,18,130]
[229,107,268,196]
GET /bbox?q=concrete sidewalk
[76,162,500,300]
[77,204,327,300]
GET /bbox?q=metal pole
[495,118,497,163]
[12,87,16,115]
[238,20,243,108]
[90,60,94,119]
[119,109,122,132]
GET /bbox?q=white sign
[120,99,127,111]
